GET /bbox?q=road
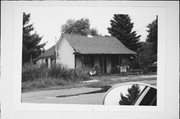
[22,75,157,105]
[22,87,104,104]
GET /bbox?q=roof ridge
[62,33,116,39]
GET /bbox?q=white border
[1,1,179,119]
[13,3,165,112]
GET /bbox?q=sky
[24,7,156,50]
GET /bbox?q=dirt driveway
[22,74,157,105]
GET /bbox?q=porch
[75,54,131,74]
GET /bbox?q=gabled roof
[62,33,136,54]
[36,33,136,60]
[36,45,55,60]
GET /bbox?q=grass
[22,73,157,93]
[85,74,157,89]
[22,78,79,92]
[22,64,91,92]
[22,63,157,92]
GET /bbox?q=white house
[35,33,136,74]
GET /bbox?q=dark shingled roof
[36,34,136,60]
[36,45,55,59]
[63,34,137,54]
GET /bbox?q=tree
[137,17,158,70]
[23,12,46,64]
[146,16,158,54]
[119,84,141,105]
[61,18,99,36]
[108,14,141,51]
[138,42,156,70]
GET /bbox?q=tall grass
[48,64,90,82]
[22,64,48,82]
[22,63,91,91]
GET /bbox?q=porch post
[106,55,111,74]
[119,55,121,66]
[48,58,51,68]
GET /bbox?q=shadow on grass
[56,85,111,98]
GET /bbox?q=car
[103,82,157,106]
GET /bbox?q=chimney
[87,34,93,38]
[86,29,93,38]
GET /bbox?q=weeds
[22,63,91,91]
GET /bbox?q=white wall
[36,59,44,66]
[57,38,75,68]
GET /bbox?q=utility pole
[55,37,57,64]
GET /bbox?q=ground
[22,74,157,105]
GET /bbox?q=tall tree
[146,16,158,54]
[108,14,141,51]
[23,12,45,64]
[61,18,99,36]
[138,42,155,69]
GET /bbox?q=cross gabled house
[35,33,136,74]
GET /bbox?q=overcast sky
[24,7,156,49]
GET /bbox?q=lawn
[84,74,156,88]
[22,73,157,92]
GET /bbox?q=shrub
[22,63,48,82]
[73,68,91,81]
[22,63,91,81]
[48,64,91,82]
[22,63,91,91]
[48,64,64,79]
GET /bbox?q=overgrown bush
[22,63,48,82]
[22,63,91,83]
[74,68,91,81]
[48,64,91,82]
[22,63,91,91]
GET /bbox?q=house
[35,33,136,74]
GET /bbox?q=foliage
[48,64,91,82]
[146,16,158,54]
[22,63,47,82]
[119,84,141,105]
[108,14,141,51]
[136,17,158,72]
[23,12,46,64]
[61,18,99,36]
[138,42,157,69]
[22,63,91,82]
[22,63,91,91]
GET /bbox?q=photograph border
[1,1,180,119]
[13,2,165,112]
[1,1,179,119]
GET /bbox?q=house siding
[36,59,46,66]
[57,38,75,69]
[36,59,42,66]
